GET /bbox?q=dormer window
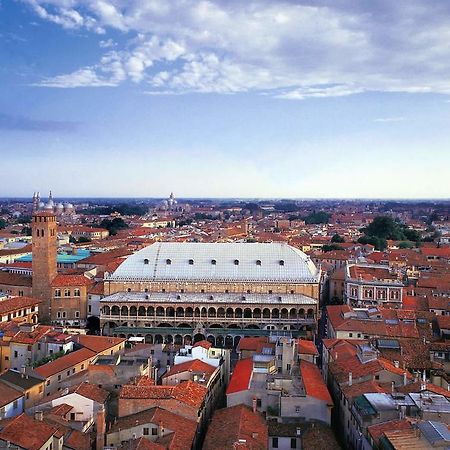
[144,259,149,265]
[256,260,262,266]
[166,259,172,265]
[279,260,285,266]
[211,259,216,265]
[189,259,194,265]
[234,259,239,265]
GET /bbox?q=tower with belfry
[31,192,58,322]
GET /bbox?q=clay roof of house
[192,340,212,349]
[0,271,32,287]
[164,359,216,378]
[237,336,272,353]
[50,274,93,287]
[118,438,164,450]
[34,347,96,378]
[0,296,41,315]
[75,335,125,353]
[0,413,58,450]
[300,360,333,404]
[72,381,109,403]
[368,419,413,446]
[436,315,450,330]
[119,380,207,409]
[298,339,319,356]
[226,358,253,395]
[110,407,197,450]
[203,404,268,450]
[0,382,23,408]
[341,380,390,400]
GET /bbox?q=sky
[1,0,450,199]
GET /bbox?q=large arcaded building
[100,242,320,347]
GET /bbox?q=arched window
[256,260,262,266]
[211,259,217,265]
[279,260,285,266]
[189,259,194,265]
[144,259,149,265]
[166,259,172,265]
[234,259,239,265]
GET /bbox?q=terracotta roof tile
[226,358,253,395]
[300,360,333,404]
[203,404,268,450]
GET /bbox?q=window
[295,406,301,413]
[70,413,76,421]
[57,312,61,319]
[14,351,18,358]
[256,398,262,407]
[143,428,149,436]
[64,289,70,297]
[13,400,18,409]
[88,305,91,313]
[54,289,61,297]
[62,311,66,318]
[144,259,149,265]
[272,437,279,448]
[189,259,194,265]
[211,259,216,265]
[256,259,261,266]
[234,259,239,265]
[166,259,172,265]
[75,311,80,318]
[291,438,297,449]
[279,260,285,266]
[74,289,80,297]
[58,375,61,381]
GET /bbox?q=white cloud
[374,117,406,123]
[24,0,450,97]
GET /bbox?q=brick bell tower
[32,204,58,323]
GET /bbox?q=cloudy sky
[1,0,450,198]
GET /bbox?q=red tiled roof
[0,382,23,408]
[164,359,216,378]
[203,404,268,450]
[0,296,41,315]
[237,336,270,353]
[119,380,207,409]
[0,271,32,287]
[0,413,58,450]
[51,274,93,287]
[75,335,125,353]
[300,360,332,404]
[298,339,319,356]
[192,340,212,349]
[226,358,253,395]
[368,419,412,446]
[34,347,96,378]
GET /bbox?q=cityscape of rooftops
[1,1,450,449]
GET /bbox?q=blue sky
[1,0,450,198]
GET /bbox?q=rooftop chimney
[252,397,257,413]
[96,405,106,450]
[34,411,44,422]
[348,372,353,386]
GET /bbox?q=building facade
[100,242,320,347]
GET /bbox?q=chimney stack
[252,397,257,413]
[403,372,407,386]
[34,411,44,422]
[348,372,353,386]
[96,405,106,450]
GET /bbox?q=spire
[49,190,53,200]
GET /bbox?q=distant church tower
[32,196,58,322]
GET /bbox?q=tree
[0,218,6,230]
[304,211,331,224]
[77,236,91,243]
[358,235,387,251]
[322,244,343,252]
[331,233,345,243]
